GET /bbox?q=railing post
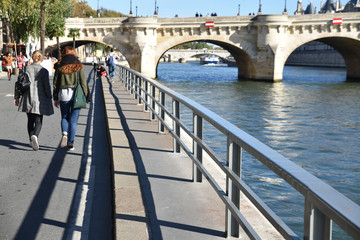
[134,76,138,99]
[158,91,165,133]
[192,114,202,182]
[144,80,148,112]
[150,85,156,120]
[127,71,131,92]
[304,199,332,240]
[172,99,180,153]
[226,139,242,238]
[138,77,142,104]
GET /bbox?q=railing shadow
[107,78,162,239]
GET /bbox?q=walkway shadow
[108,78,162,239]
[14,146,68,239]
[109,79,225,239]
[0,139,57,151]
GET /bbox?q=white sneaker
[61,132,68,148]
[31,135,39,151]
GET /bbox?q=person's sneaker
[61,132,68,148]
[31,135,39,151]
[67,143,75,151]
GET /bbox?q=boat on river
[200,54,219,65]
[224,56,236,67]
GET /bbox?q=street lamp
[154,0,158,15]
[238,4,240,16]
[129,0,133,16]
[258,0,262,14]
[97,0,100,17]
[283,0,288,14]
[136,6,138,17]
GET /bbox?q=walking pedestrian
[1,52,16,81]
[17,52,27,72]
[106,48,117,83]
[14,50,54,151]
[53,46,90,151]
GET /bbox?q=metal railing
[115,65,360,239]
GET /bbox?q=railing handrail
[116,65,360,238]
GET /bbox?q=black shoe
[67,143,75,151]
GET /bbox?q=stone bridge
[48,13,360,82]
[161,49,230,62]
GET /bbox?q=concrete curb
[100,76,148,239]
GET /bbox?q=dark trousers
[27,113,43,139]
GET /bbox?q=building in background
[295,0,360,14]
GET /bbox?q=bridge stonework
[52,13,360,82]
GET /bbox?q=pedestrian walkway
[0,67,112,240]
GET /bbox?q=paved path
[101,74,244,240]
[0,67,113,240]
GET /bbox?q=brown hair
[32,50,43,63]
[61,46,78,58]
[59,46,83,74]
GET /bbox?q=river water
[156,61,359,238]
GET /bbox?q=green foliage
[2,0,71,43]
[46,17,65,40]
[173,42,214,50]
[68,28,80,38]
[71,0,125,18]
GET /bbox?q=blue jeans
[108,64,115,78]
[60,100,81,145]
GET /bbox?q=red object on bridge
[332,18,342,25]
[205,21,214,27]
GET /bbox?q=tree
[40,0,46,53]
[46,17,65,57]
[0,0,71,51]
[68,28,80,49]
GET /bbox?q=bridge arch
[283,36,360,81]
[45,39,113,59]
[155,38,257,79]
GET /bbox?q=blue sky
[86,0,327,18]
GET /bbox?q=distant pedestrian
[14,50,54,151]
[96,64,107,78]
[17,52,27,71]
[106,48,117,83]
[53,46,90,151]
[1,52,16,81]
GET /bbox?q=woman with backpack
[14,50,54,151]
[53,46,90,151]
[106,48,117,82]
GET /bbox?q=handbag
[73,78,86,109]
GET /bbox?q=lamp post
[97,0,100,17]
[154,0,158,15]
[129,0,133,16]
[258,0,262,14]
[238,4,240,16]
[283,0,288,14]
[136,6,138,17]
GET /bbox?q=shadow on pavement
[108,78,162,239]
[14,146,68,239]
[0,139,57,152]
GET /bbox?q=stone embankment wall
[286,41,346,67]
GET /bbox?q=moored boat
[200,54,219,65]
